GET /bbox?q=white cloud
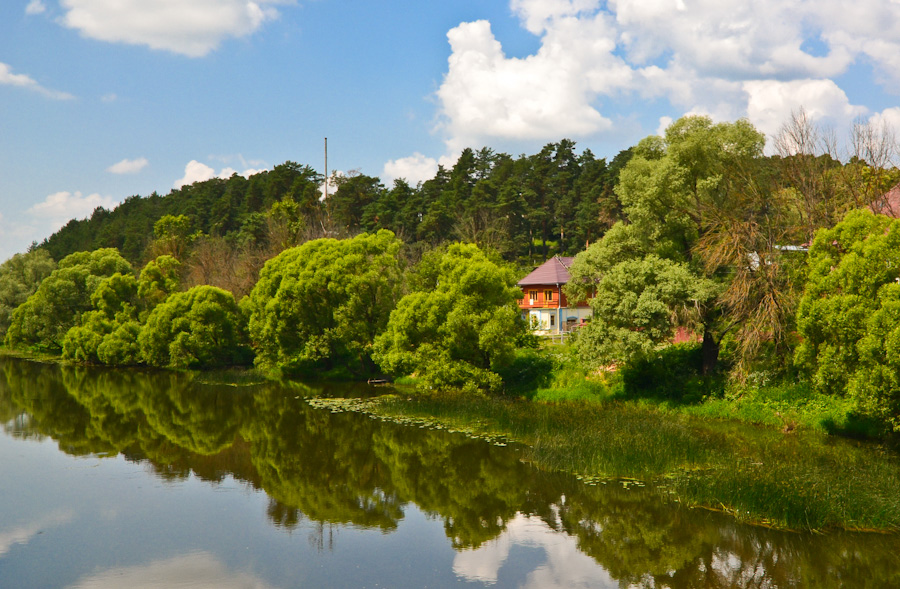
[101,93,117,103]
[383,153,439,185]
[430,0,900,159]
[436,18,624,153]
[107,157,149,174]
[27,191,120,231]
[743,79,866,139]
[68,551,277,589]
[174,161,217,187]
[59,0,286,57]
[510,0,601,35]
[174,160,266,188]
[25,0,46,15]
[0,62,74,100]
[870,107,900,132]
[656,116,673,137]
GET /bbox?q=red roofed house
[871,183,900,218]
[517,256,592,335]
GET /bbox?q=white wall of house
[525,307,592,334]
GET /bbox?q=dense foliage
[373,243,526,392]
[0,249,56,340]
[567,117,768,375]
[38,144,623,268]
[6,248,133,352]
[140,285,249,369]
[246,230,404,377]
[795,210,900,430]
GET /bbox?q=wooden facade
[517,256,592,334]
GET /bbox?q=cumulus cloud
[436,18,620,153]
[59,0,286,57]
[427,0,900,160]
[0,62,74,100]
[107,157,149,174]
[743,79,866,139]
[174,160,265,188]
[869,107,900,132]
[383,152,448,185]
[27,191,119,230]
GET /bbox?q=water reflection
[67,552,276,589]
[2,357,900,587]
[0,511,74,557]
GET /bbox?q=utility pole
[324,137,328,200]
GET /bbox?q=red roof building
[871,183,900,218]
[517,256,592,334]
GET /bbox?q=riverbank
[324,391,900,533]
[316,342,900,533]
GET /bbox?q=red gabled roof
[871,183,900,218]
[517,256,574,286]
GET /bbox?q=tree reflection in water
[1,356,899,587]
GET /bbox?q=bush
[619,343,720,403]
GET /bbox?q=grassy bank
[363,391,900,532]
[337,343,900,532]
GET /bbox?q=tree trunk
[701,329,719,376]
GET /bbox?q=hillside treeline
[7,112,900,432]
[40,140,627,270]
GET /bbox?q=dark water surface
[1,357,899,588]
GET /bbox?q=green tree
[139,285,250,368]
[571,255,718,371]
[795,209,900,428]
[137,255,182,314]
[246,230,403,376]
[372,243,524,392]
[567,116,768,375]
[61,255,182,366]
[62,272,139,363]
[6,248,133,352]
[0,249,56,340]
[149,214,198,260]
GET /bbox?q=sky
[3,0,900,262]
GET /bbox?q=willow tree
[795,209,900,428]
[567,116,786,376]
[246,230,403,377]
[372,243,524,392]
[0,248,56,340]
[6,248,133,352]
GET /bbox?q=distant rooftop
[870,183,900,218]
[518,256,574,286]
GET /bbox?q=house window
[545,289,553,302]
[529,290,538,301]
[550,314,555,327]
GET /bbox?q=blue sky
[3,0,900,262]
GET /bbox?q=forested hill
[40,141,631,266]
[40,161,323,263]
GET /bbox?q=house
[870,183,900,218]
[517,256,592,335]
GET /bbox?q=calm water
[1,357,899,588]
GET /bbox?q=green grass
[365,388,900,532]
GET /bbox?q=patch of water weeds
[316,391,900,533]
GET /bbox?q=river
[1,356,899,588]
